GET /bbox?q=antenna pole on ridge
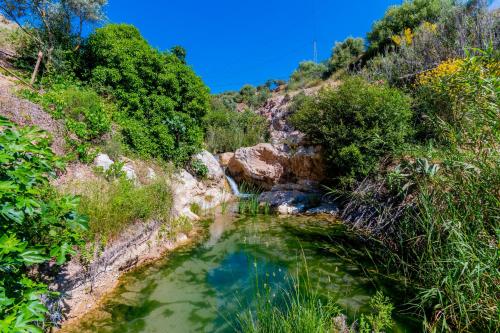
[313,40,318,63]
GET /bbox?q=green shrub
[328,37,365,73]
[0,117,87,331]
[204,96,268,153]
[84,24,210,164]
[288,61,328,90]
[291,77,412,185]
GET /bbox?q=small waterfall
[225,174,251,198]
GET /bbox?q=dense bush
[291,77,412,185]
[0,118,87,331]
[235,84,271,109]
[288,61,328,90]
[204,96,269,153]
[328,37,365,73]
[84,24,210,164]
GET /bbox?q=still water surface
[68,213,415,332]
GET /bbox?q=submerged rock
[305,203,339,216]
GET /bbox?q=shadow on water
[65,213,420,333]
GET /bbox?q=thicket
[0,118,88,331]
[327,37,365,74]
[291,77,412,186]
[288,61,328,90]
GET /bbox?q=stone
[218,152,235,167]
[192,150,225,183]
[290,145,326,182]
[305,203,339,216]
[146,167,156,180]
[94,153,113,171]
[122,164,137,181]
[227,143,290,190]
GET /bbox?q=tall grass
[68,176,172,242]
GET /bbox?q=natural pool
[66,212,417,332]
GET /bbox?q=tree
[0,0,107,67]
[328,37,365,73]
[367,0,451,53]
[85,24,210,164]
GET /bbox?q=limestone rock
[192,150,225,183]
[290,145,325,182]
[305,203,339,216]
[122,164,137,181]
[94,153,114,171]
[218,152,235,167]
[228,143,290,190]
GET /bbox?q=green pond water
[70,213,417,333]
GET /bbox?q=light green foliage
[358,292,394,333]
[367,0,451,53]
[238,277,341,333]
[204,95,269,153]
[328,37,365,73]
[73,176,172,241]
[288,61,328,90]
[84,24,210,164]
[291,77,412,186]
[236,84,271,109]
[0,117,87,331]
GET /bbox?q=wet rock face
[217,152,235,168]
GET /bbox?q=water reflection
[65,214,415,333]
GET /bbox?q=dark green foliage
[204,95,269,153]
[84,24,210,164]
[328,37,365,73]
[291,77,412,185]
[367,0,451,53]
[0,118,87,331]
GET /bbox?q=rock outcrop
[226,143,325,190]
[227,143,290,190]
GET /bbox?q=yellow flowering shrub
[417,58,464,85]
[415,50,499,149]
[391,28,414,46]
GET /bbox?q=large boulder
[218,152,235,168]
[192,150,225,184]
[227,143,290,190]
[290,145,325,182]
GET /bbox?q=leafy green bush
[288,61,328,90]
[328,37,365,73]
[84,24,210,164]
[291,77,412,185]
[204,97,269,153]
[0,117,87,331]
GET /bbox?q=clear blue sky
[104,0,402,93]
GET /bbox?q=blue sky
[104,0,496,93]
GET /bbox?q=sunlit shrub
[291,77,412,186]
